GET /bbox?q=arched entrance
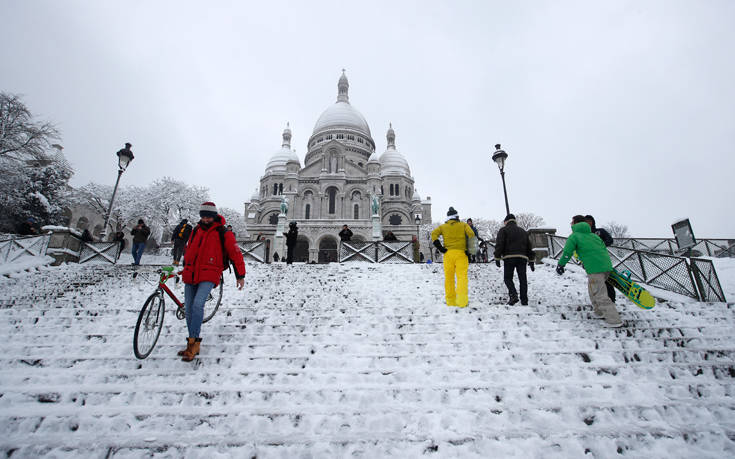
[318,236,338,263]
[294,235,310,263]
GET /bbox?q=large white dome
[313,101,371,137]
[312,71,371,137]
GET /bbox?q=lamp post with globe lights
[101,143,134,240]
[491,143,510,215]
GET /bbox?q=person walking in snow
[338,224,353,242]
[466,218,481,262]
[431,207,476,307]
[179,202,246,361]
[170,219,192,266]
[284,221,298,265]
[556,215,623,328]
[130,219,151,265]
[493,214,535,305]
[584,215,616,303]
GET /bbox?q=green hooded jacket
[558,222,613,274]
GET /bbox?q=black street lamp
[101,143,135,240]
[491,143,510,215]
[414,213,422,263]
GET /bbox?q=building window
[326,134,333,140]
[273,184,278,195]
[305,204,311,220]
[358,162,363,168]
[389,184,394,196]
[336,134,344,139]
[278,183,283,195]
[347,135,355,140]
[389,214,402,225]
[354,204,359,219]
[327,187,337,214]
[358,137,364,143]
[268,214,278,225]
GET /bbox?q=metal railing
[0,234,51,264]
[547,235,726,302]
[79,241,122,264]
[614,238,735,258]
[339,241,414,263]
[238,241,267,263]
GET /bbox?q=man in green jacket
[556,215,623,327]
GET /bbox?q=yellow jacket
[431,220,475,251]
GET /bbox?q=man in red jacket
[179,202,246,361]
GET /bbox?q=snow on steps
[1,263,734,458]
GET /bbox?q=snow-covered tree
[219,207,247,239]
[0,93,72,231]
[605,221,630,238]
[514,212,546,231]
[0,93,59,162]
[472,217,503,241]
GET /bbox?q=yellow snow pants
[443,249,469,307]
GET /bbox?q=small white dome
[266,125,300,174]
[412,189,421,201]
[250,189,260,202]
[368,150,380,163]
[379,124,410,177]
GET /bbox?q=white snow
[0,257,734,457]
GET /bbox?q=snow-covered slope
[1,261,734,458]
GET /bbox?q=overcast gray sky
[2,0,733,237]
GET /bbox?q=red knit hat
[200,201,218,218]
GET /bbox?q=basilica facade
[244,72,432,263]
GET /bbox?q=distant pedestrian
[284,221,298,264]
[81,229,93,242]
[431,207,475,307]
[130,219,151,265]
[179,202,246,361]
[338,224,353,242]
[585,215,616,303]
[556,215,623,328]
[466,218,481,262]
[171,219,192,266]
[493,214,535,305]
[17,217,39,236]
[412,235,420,262]
[114,231,126,260]
[383,231,397,242]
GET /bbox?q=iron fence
[547,235,726,303]
[79,241,121,264]
[238,241,267,263]
[0,234,50,264]
[614,237,735,258]
[339,241,414,263]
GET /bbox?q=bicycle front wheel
[202,275,224,324]
[133,291,165,359]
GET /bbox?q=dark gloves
[495,259,501,268]
[433,239,447,254]
[529,262,535,272]
[556,265,565,275]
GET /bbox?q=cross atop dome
[387,123,396,149]
[282,122,292,148]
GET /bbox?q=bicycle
[133,266,223,359]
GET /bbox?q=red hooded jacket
[182,215,246,285]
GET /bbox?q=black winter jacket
[285,228,298,246]
[592,226,614,247]
[493,220,535,261]
[171,222,192,244]
[338,228,353,241]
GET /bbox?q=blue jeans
[132,242,146,265]
[184,282,215,338]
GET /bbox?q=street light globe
[414,214,422,225]
[492,144,508,172]
[117,143,134,171]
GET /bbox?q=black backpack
[190,225,231,271]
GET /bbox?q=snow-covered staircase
[1,263,734,457]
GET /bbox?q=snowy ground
[1,256,734,458]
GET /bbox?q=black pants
[172,241,186,263]
[503,258,528,302]
[286,244,295,264]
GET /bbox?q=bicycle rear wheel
[202,275,223,323]
[133,291,165,359]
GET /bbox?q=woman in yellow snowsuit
[431,207,476,307]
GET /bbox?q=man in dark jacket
[171,219,192,266]
[494,214,535,305]
[284,221,298,265]
[338,224,353,242]
[17,217,39,236]
[585,215,615,303]
[130,219,151,265]
[114,231,126,260]
[179,202,246,361]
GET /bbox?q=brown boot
[181,338,201,362]
[177,338,195,357]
